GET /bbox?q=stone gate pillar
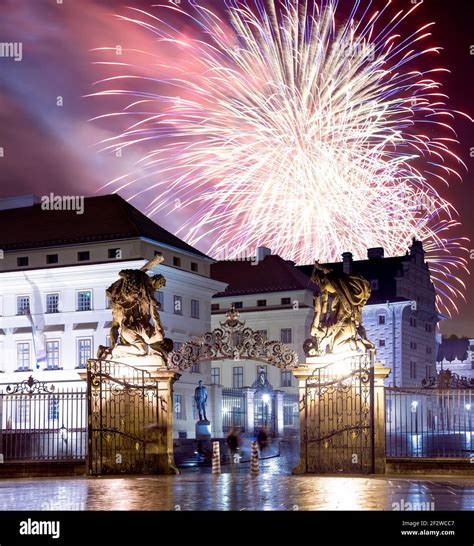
[291,353,390,475]
[291,364,311,474]
[274,391,285,437]
[243,387,255,434]
[151,367,182,474]
[373,362,391,474]
[209,384,224,438]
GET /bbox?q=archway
[167,306,299,468]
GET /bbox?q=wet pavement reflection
[0,472,473,511]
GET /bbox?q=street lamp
[59,424,68,444]
[262,393,270,430]
[410,401,419,446]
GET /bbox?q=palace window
[281,298,291,305]
[77,291,92,311]
[155,291,164,310]
[77,251,90,262]
[257,300,267,307]
[16,400,30,423]
[378,315,386,325]
[211,303,220,311]
[46,254,58,265]
[233,366,243,388]
[283,403,297,426]
[281,328,292,344]
[233,302,243,309]
[46,341,60,370]
[77,338,92,369]
[191,299,200,319]
[191,262,198,272]
[46,293,59,314]
[410,361,417,379]
[48,398,59,421]
[17,257,29,267]
[378,339,386,347]
[16,342,31,371]
[17,296,30,315]
[173,256,181,267]
[211,367,220,385]
[108,248,122,259]
[281,370,292,387]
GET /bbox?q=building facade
[436,335,474,380]
[210,240,440,434]
[0,195,226,439]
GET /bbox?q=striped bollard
[250,441,259,475]
[212,441,221,474]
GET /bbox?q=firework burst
[90,0,470,316]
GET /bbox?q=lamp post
[59,424,68,444]
[262,393,270,430]
[411,400,419,454]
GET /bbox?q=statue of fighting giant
[304,261,374,357]
[97,253,173,361]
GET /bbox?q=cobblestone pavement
[0,472,473,511]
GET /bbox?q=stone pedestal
[195,420,212,441]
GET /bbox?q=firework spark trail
[89,0,471,316]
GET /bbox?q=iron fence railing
[222,388,246,433]
[385,387,474,458]
[0,378,87,462]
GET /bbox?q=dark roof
[437,337,469,363]
[297,257,408,305]
[0,194,209,258]
[210,255,317,297]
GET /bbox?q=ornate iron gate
[304,353,374,473]
[0,376,87,462]
[87,359,167,475]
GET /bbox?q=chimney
[342,252,353,274]
[367,247,384,260]
[409,238,425,256]
[256,246,271,262]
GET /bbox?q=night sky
[0,0,473,335]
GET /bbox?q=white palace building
[0,194,226,439]
[210,242,440,395]
[0,194,442,441]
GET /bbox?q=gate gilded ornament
[87,359,173,475]
[167,306,298,370]
[299,351,375,473]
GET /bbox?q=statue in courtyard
[304,261,374,357]
[194,380,208,422]
[97,253,173,361]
